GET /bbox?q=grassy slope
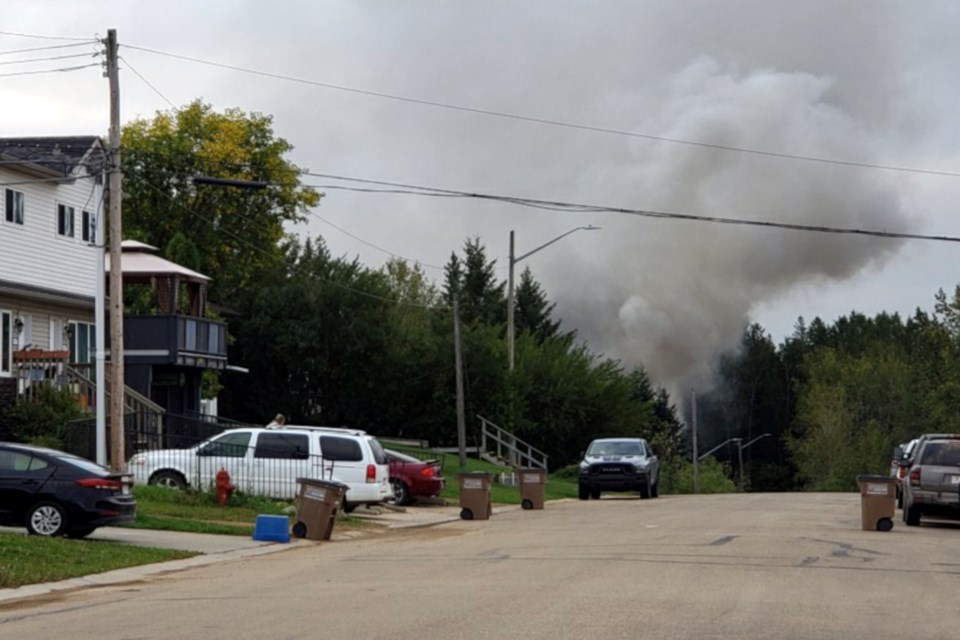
[384,444,579,504]
[0,532,195,589]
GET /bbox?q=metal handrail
[477,415,548,470]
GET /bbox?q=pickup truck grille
[588,463,633,475]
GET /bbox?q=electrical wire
[123,43,960,179]
[0,62,100,78]
[0,52,98,66]
[119,55,177,109]
[140,181,450,310]
[0,41,94,56]
[0,30,97,42]
[303,172,960,244]
[304,209,447,271]
[0,173,99,188]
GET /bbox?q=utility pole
[736,438,744,490]
[105,29,125,471]
[691,389,699,494]
[507,230,516,371]
[453,295,467,469]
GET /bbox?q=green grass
[0,532,196,589]
[386,444,579,504]
[129,485,367,536]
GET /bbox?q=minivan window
[199,432,252,458]
[254,433,310,459]
[320,436,363,462]
[368,438,387,465]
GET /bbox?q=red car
[385,449,444,505]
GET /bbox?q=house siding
[0,165,102,299]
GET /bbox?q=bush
[6,385,85,449]
[660,457,738,494]
[551,464,580,480]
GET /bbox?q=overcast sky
[4,1,960,387]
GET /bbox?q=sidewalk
[0,503,520,606]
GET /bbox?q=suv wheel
[638,485,650,499]
[651,481,659,498]
[590,489,601,500]
[578,484,589,500]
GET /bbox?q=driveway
[2,493,959,639]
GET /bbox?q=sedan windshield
[588,441,643,457]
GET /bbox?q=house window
[68,321,95,364]
[1,311,11,376]
[57,204,75,237]
[49,318,65,350]
[81,210,96,243]
[4,189,24,225]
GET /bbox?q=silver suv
[901,435,960,526]
[578,438,659,500]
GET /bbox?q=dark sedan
[0,442,135,537]
[385,449,444,505]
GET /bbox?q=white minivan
[128,425,391,510]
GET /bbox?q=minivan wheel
[904,504,921,526]
[150,470,187,490]
[26,502,68,536]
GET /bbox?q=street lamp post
[507,225,599,370]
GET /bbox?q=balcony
[118,315,227,370]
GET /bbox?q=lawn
[129,485,369,536]
[383,444,579,504]
[0,532,195,589]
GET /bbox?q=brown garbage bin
[856,475,896,532]
[458,472,493,520]
[519,468,546,510]
[292,478,349,541]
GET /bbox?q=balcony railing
[116,315,227,369]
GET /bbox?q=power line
[119,55,177,109]
[303,172,960,244]
[123,43,960,179]
[0,173,100,188]
[0,30,97,42]
[0,41,94,56]
[0,62,100,78]
[0,52,98,66]
[140,181,449,310]
[304,209,447,271]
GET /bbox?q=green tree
[443,237,505,326]
[514,266,563,343]
[122,100,321,302]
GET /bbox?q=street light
[507,225,600,370]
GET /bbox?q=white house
[0,136,105,393]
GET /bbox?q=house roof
[0,136,105,178]
[104,240,211,283]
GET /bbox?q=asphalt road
[3,492,959,639]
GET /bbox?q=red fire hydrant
[216,468,236,506]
